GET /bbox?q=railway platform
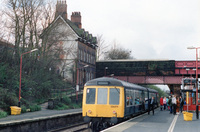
[0,105,82,132]
[103,109,200,132]
[0,108,82,125]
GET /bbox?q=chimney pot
[71,12,82,28]
[55,0,68,19]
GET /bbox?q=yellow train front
[82,77,158,131]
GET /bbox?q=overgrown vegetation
[0,110,7,119]
[0,61,72,113]
[52,95,82,110]
[0,0,74,115]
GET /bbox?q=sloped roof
[41,15,97,48]
[65,18,97,46]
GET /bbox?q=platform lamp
[76,65,89,104]
[104,67,108,76]
[18,48,38,107]
[187,46,200,119]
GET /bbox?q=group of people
[160,95,184,115]
[148,95,185,115]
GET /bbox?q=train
[82,77,158,131]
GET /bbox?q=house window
[79,49,81,60]
[89,54,91,63]
[84,51,86,62]
[81,50,83,61]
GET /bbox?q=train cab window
[86,88,96,104]
[97,88,108,104]
[109,88,120,105]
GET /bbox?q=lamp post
[104,67,108,76]
[187,46,200,119]
[76,65,89,103]
[18,49,38,107]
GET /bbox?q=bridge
[96,60,200,95]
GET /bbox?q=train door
[144,91,148,110]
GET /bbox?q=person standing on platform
[148,96,155,115]
[160,96,164,111]
[172,95,177,115]
[176,97,180,114]
[168,96,172,114]
[166,97,169,110]
[180,96,184,113]
[163,97,167,110]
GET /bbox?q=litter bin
[183,111,193,121]
[10,106,21,115]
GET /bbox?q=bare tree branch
[96,34,109,60]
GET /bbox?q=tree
[147,85,168,98]
[96,34,109,60]
[104,40,134,60]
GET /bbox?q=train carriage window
[109,88,120,105]
[135,91,140,105]
[97,88,108,104]
[126,89,130,106]
[135,91,143,105]
[86,88,96,104]
[130,90,135,105]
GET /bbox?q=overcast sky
[65,0,200,60]
[0,0,199,60]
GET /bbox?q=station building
[41,0,97,88]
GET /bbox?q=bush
[62,96,71,105]
[70,103,80,109]
[54,102,69,110]
[29,104,41,112]
[21,105,27,113]
[0,110,7,118]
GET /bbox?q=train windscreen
[109,88,120,105]
[97,88,108,104]
[86,88,96,104]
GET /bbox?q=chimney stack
[71,12,82,28]
[55,0,68,20]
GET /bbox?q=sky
[1,0,200,60]
[65,0,200,61]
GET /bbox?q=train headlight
[88,110,92,114]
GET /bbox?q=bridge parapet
[114,76,182,85]
[175,61,200,75]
